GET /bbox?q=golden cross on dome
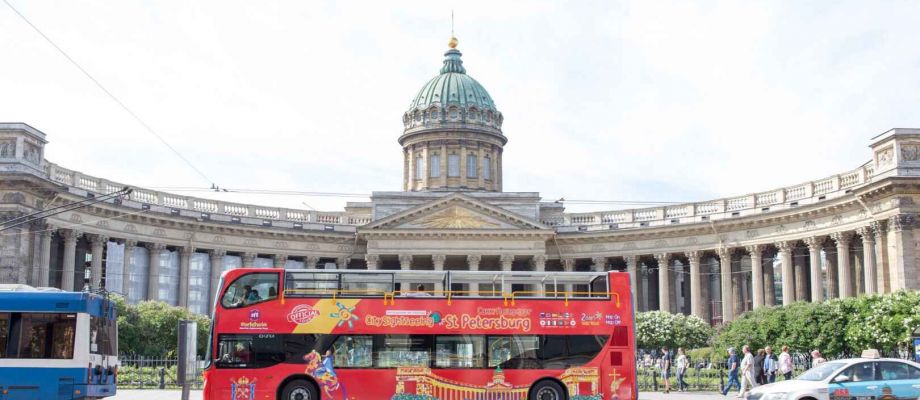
[449,11,458,48]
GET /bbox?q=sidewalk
[640,391,725,400]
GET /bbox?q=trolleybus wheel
[280,379,318,400]
[530,380,566,400]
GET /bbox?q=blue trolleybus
[0,285,118,400]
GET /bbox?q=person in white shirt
[738,345,754,398]
[778,345,794,380]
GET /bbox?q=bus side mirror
[833,375,849,383]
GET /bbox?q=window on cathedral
[449,107,459,120]
[430,154,441,178]
[415,156,424,179]
[429,109,439,120]
[448,154,460,177]
[467,154,478,178]
[483,157,492,180]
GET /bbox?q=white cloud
[2,0,919,213]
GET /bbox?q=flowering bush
[714,291,920,356]
[635,311,713,350]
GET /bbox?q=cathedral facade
[2,39,920,323]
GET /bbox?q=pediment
[362,193,549,231]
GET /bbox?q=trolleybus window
[0,313,7,358]
[90,316,117,355]
[16,313,76,359]
[221,273,279,308]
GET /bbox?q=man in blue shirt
[721,347,740,396]
[763,346,777,383]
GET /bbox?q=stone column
[305,255,319,269]
[776,242,794,305]
[793,246,808,302]
[61,229,82,291]
[685,251,703,317]
[887,215,915,291]
[804,237,823,303]
[364,254,379,270]
[38,229,53,287]
[856,226,877,295]
[499,254,514,271]
[122,239,137,296]
[626,256,639,310]
[731,254,743,316]
[209,249,226,311]
[432,254,446,293]
[336,256,350,270]
[823,241,838,298]
[562,258,575,294]
[831,232,854,298]
[242,252,256,267]
[531,255,546,272]
[467,254,481,295]
[746,245,764,309]
[399,254,413,270]
[146,243,165,301]
[178,246,193,308]
[871,220,889,293]
[591,256,607,271]
[640,262,650,311]
[718,249,733,323]
[655,253,671,313]
[763,249,776,307]
[273,254,288,269]
[88,234,108,290]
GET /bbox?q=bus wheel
[530,380,566,400]
[280,379,318,400]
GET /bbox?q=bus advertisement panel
[203,269,636,400]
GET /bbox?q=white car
[747,352,920,400]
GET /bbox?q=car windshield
[798,362,847,381]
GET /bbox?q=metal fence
[635,349,912,392]
[118,357,204,390]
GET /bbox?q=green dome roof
[403,46,503,133]
[408,48,498,112]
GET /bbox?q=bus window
[215,334,283,368]
[17,313,76,359]
[488,336,540,369]
[566,335,608,365]
[220,273,279,309]
[282,334,317,364]
[0,313,7,358]
[332,335,373,368]
[90,316,117,355]
[435,335,484,368]
[376,335,431,368]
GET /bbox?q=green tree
[636,311,713,350]
[113,295,210,358]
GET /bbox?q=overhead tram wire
[2,0,215,187]
[0,187,133,232]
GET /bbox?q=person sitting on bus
[246,289,261,303]
[232,342,251,363]
[405,284,431,297]
[267,286,277,299]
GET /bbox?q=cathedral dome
[402,40,504,134]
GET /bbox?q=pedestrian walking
[675,347,689,392]
[752,349,766,385]
[811,350,826,368]
[764,346,777,383]
[721,347,740,396]
[660,346,672,393]
[738,345,754,397]
[778,345,794,380]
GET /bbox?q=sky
[2,1,920,213]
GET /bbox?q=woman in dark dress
[752,349,766,385]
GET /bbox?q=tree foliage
[714,290,920,357]
[113,295,211,358]
[635,311,714,350]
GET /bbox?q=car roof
[833,357,918,365]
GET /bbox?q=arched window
[469,108,479,122]
[482,157,492,180]
[415,155,424,179]
[448,154,460,177]
[449,107,459,120]
[467,154,478,178]
[486,111,493,122]
[430,154,441,178]
[429,108,439,120]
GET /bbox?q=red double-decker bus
[202,268,636,400]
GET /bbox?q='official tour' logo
[287,304,320,324]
